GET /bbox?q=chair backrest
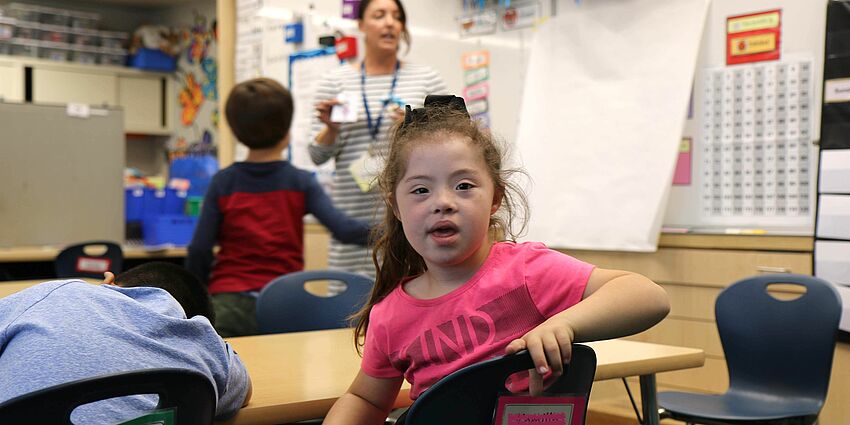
[255,269,374,334]
[55,240,124,279]
[406,344,597,425]
[717,274,841,402]
[0,368,216,424]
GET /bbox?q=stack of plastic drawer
[0,2,128,66]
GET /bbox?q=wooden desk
[0,245,187,263]
[219,329,704,425]
[0,279,99,299]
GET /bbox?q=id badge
[348,149,384,193]
[330,91,360,123]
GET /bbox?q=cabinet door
[33,68,117,106]
[0,61,24,102]
[118,75,169,134]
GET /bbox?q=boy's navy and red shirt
[186,161,370,294]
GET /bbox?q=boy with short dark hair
[0,262,251,422]
[187,78,370,337]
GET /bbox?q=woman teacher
[310,0,447,278]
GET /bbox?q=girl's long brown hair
[353,105,528,353]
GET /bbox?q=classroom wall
[230,0,545,162]
[227,0,828,242]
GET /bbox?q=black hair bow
[403,95,470,126]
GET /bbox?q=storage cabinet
[572,234,847,424]
[0,56,171,135]
[564,237,812,391]
[118,75,169,134]
[33,67,117,106]
[0,60,24,102]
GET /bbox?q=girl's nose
[432,191,456,214]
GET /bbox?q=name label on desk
[494,395,585,425]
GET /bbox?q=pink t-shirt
[361,241,594,399]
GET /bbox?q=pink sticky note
[673,138,692,185]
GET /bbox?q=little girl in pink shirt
[323,95,671,425]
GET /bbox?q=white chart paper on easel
[517,0,709,251]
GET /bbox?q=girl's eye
[456,182,475,190]
[411,187,429,195]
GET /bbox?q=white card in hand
[330,92,359,123]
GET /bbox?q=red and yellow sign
[726,9,781,65]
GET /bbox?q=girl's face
[358,0,404,56]
[393,135,501,274]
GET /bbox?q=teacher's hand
[388,103,405,123]
[315,99,342,131]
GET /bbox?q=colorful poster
[169,11,219,160]
[462,50,490,70]
[462,50,491,128]
[459,9,498,37]
[501,1,541,31]
[726,9,781,65]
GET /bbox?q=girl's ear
[388,194,401,218]
[490,189,503,215]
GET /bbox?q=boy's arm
[305,176,371,245]
[324,370,404,425]
[241,376,253,407]
[213,342,253,419]
[506,268,669,379]
[185,184,221,286]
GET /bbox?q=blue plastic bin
[128,48,177,71]
[163,189,188,215]
[142,188,167,218]
[169,156,218,197]
[143,214,198,246]
[125,187,145,221]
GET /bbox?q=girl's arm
[506,268,669,379]
[324,370,404,425]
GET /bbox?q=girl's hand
[505,316,576,394]
[315,99,342,131]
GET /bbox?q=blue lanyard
[361,60,401,143]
